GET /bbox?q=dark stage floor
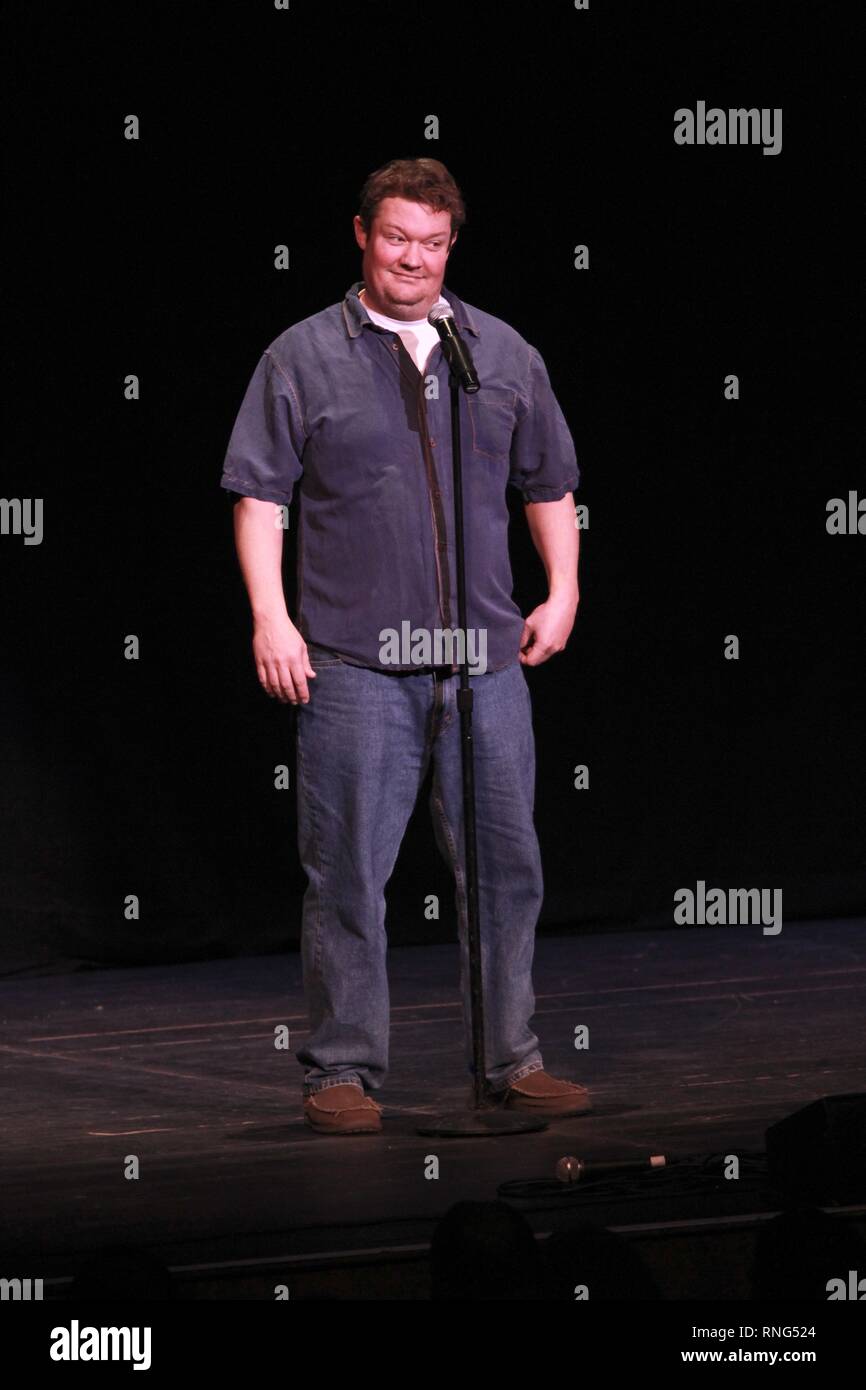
[1,920,865,1298]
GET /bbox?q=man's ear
[353,215,368,251]
[446,231,458,256]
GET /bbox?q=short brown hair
[357,157,466,241]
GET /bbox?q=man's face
[353,196,456,320]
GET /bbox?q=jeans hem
[303,1073,364,1097]
[488,1059,544,1094]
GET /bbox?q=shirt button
[429,437,435,447]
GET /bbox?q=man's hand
[253,611,317,704]
[520,493,580,664]
[518,588,579,666]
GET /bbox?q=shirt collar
[341,279,480,340]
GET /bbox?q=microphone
[498,1153,668,1200]
[555,1154,667,1184]
[428,303,480,393]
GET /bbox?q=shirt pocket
[466,385,518,462]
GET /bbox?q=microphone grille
[427,303,454,326]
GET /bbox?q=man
[220,157,591,1134]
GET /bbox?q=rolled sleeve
[507,345,579,503]
[220,349,306,506]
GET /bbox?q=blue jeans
[294,643,545,1099]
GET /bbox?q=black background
[2,1,863,972]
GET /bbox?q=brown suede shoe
[303,1082,383,1135]
[498,1069,593,1117]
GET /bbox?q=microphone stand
[416,363,546,1137]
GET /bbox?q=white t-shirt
[359,287,449,373]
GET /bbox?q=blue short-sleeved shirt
[220,279,579,672]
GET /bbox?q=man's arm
[232,496,316,704]
[518,492,580,666]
